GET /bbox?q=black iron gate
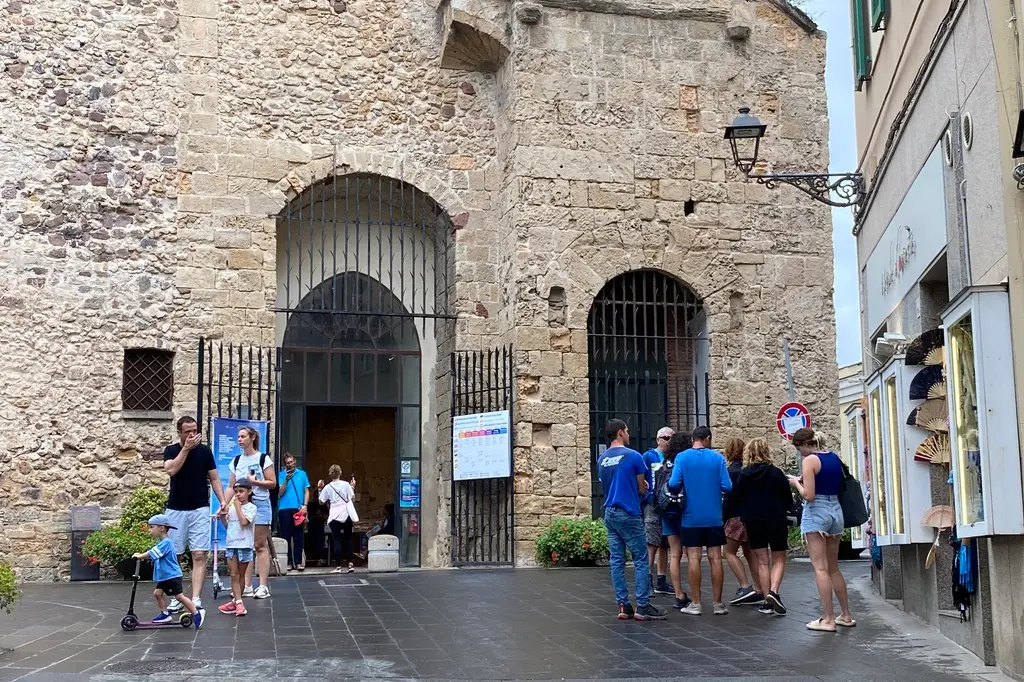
[196,338,280,468]
[587,270,711,516]
[450,346,515,565]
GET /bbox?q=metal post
[783,336,796,402]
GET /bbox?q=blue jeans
[603,507,651,607]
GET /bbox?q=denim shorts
[253,497,272,525]
[801,495,844,537]
[225,548,254,563]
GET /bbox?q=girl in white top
[218,480,257,617]
[319,464,358,573]
[225,426,276,599]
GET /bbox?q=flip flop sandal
[806,618,837,632]
[836,616,857,627]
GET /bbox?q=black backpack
[232,453,279,507]
[654,461,685,515]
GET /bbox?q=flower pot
[115,559,153,581]
[838,540,863,560]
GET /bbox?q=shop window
[884,376,905,535]
[948,313,983,526]
[869,388,888,536]
[122,349,174,413]
[851,0,873,90]
[845,409,867,545]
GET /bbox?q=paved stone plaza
[0,562,1009,681]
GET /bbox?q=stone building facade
[0,0,837,579]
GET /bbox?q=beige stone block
[679,84,699,110]
[231,290,266,309]
[227,177,269,195]
[180,74,218,94]
[218,154,255,177]
[529,351,563,377]
[517,327,550,351]
[177,195,212,213]
[540,376,577,402]
[533,446,557,472]
[562,353,588,378]
[268,140,312,164]
[176,267,214,289]
[447,155,475,170]
[229,138,269,158]
[550,423,577,448]
[183,113,218,134]
[550,328,571,351]
[711,158,727,183]
[185,135,228,154]
[191,172,227,196]
[225,248,264,270]
[514,422,533,447]
[515,147,633,184]
[180,40,218,58]
[179,153,217,173]
[570,330,588,352]
[252,157,291,181]
[210,196,246,214]
[214,228,252,249]
[588,183,635,209]
[695,158,712,181]
[248,193,285,216]
[732,253,765,265]
[181,0,218,18]
[659,178,691,202]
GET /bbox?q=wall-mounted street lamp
[724,107,865,209]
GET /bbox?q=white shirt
[319,480,355,523]
[230,452,271,502]
[226,502,257,549]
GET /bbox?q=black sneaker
[767,591,787,615]
[674,595,692,611]
[729,585,760,605]
[617,602,635,620]
[634,603,668,621]
[757,601,774,614]
[654,577,673,595]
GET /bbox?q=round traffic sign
[776,402,811,440]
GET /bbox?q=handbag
[287,476,306,526]
[327,482,359,524]
[838,460,869,528]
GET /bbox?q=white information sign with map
[452,409,511,481]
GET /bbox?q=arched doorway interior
[586,270,710,516]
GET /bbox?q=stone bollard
[367,534,399,573]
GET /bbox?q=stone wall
[0,0,836,577]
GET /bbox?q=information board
[452,410,511,481]
[210,417,269,544]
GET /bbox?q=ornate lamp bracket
[751,172,865,209]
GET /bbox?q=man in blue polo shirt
[598,419,667,622]
[669,425,732,616]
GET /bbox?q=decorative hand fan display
[906,399,948,432]
[914,433,951,464]
[905,328,945,366]
[920,504,954,529]
[909,365,945,401]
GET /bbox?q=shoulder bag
[838,459,869,528]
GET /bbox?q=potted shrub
[535,517,609,567]
[82,487,169,580]
[0,562,21,614]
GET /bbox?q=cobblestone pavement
[0,561,1010,681]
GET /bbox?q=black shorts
[745,520,788,552]
[155,577,184,596]
[680,525,725,549]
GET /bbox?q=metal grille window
[122,349,174,412]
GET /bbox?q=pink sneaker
[218,601,237,614]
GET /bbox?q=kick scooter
[211,515,223,600]
[120,559,194,631]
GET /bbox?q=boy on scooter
[133,514,204,629]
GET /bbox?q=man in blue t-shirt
[642,427,673,596]
[668,425,732,616]
[598,419,667,622]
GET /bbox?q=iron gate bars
[277,172,454,320]
[586,270,711,516]
[449,346,515,565]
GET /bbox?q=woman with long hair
[734,437,792,615]
[789,428,855,632]
[659,431,694,612]
[721,437,761,606]
[226,426,276,599]
[319,464,358,574]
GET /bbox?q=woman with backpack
[226,426,277,600]
[319,465,359,573]
[733,437,792,615]
[789,428,855,632]
[656,432,693,612]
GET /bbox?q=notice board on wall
[452,410,511,481]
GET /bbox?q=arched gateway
[586,270,710,515]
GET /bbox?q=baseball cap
[233,479,253,489]
[147,514,177,529]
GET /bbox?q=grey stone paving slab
[0,561,1011,681]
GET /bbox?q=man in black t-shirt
[162,416,228,613]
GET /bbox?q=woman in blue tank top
[788,428,855,633]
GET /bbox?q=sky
[799,0,862,367]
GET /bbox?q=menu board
[452,410,511,481]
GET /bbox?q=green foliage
[535,517,609,567]
[0,562,21,614]
[119,487,168,532]
[787,526,805,550]
[82,487,169,567]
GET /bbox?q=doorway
[305,406,396,527]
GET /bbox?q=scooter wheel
[179,614,193,628]
[120,615,138,632]
[212,586,220,599]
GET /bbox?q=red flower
[550,551,558,562]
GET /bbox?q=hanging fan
[922,347,944,366]
[915,433,951,464]
[906,399,948,432]
[905,328,944,366]
[921,504,954,529]
[909,365,944,401]
[927,382,947,400]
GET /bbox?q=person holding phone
[276,453,310,571]
[319,465,358,574]
[226,426,276,599]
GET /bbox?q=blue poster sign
[210,417,269,544]
[400,479,420,508]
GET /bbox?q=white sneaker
[242,586,254,598]
[253,585,270,599]
[681,602,703,616]
[193,597,203,610]
[167,598,184,613]
[713,602,729,615]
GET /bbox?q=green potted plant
[82,487,169,580]
[0,562,21,614]
[535,517,609,567]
